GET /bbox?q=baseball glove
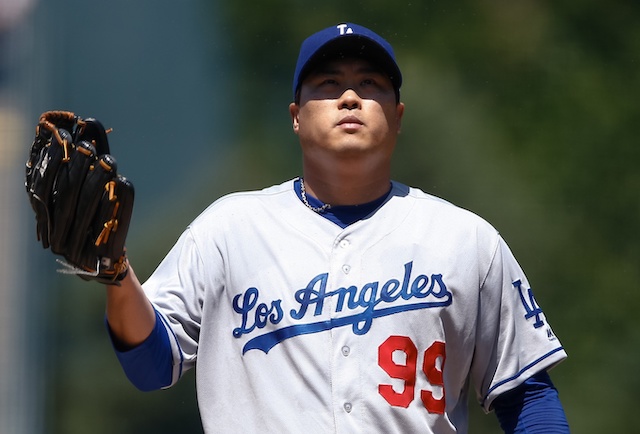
[25,110,134,285]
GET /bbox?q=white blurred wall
[0,1,44,433]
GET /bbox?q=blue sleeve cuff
[106,309,174,391]
[493,370,570,434]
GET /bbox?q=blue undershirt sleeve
[493,370,570,434]
[106,309,174,392]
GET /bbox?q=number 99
[378,335,446,414]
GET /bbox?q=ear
[396,102,405,134]
[289,102,300,134]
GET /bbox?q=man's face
[290,57,404,166]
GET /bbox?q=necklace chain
[299,178,332,213]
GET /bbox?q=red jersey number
[378,336,446,414]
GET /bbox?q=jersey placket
[328,231,364,432]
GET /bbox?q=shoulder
[386,181,502,260]
[188,179,297,228]
[391,181,497,232]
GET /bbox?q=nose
[339,88,361,110]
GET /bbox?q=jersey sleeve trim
[154,307,186,387]
[482,346,566,410]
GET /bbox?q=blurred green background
[1,0,638,433]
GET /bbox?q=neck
[302,162,391,206]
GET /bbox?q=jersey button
[339,239,350,249]
[341,346,350,357]
[342,264,351,274]
[343,402,353,413]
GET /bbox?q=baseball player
[36,23,570,433]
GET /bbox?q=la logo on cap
[336,24,354,35]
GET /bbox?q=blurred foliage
[49,0,639,433]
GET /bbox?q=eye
[321,78,339,86]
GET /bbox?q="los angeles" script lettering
[232,261,452,354]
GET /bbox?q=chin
[334,144,372,156]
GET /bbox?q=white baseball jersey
[143,179,566,434]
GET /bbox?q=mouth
[337,115,364,130]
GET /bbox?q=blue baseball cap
[292,23,402,100]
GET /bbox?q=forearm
[106,263,156,348]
